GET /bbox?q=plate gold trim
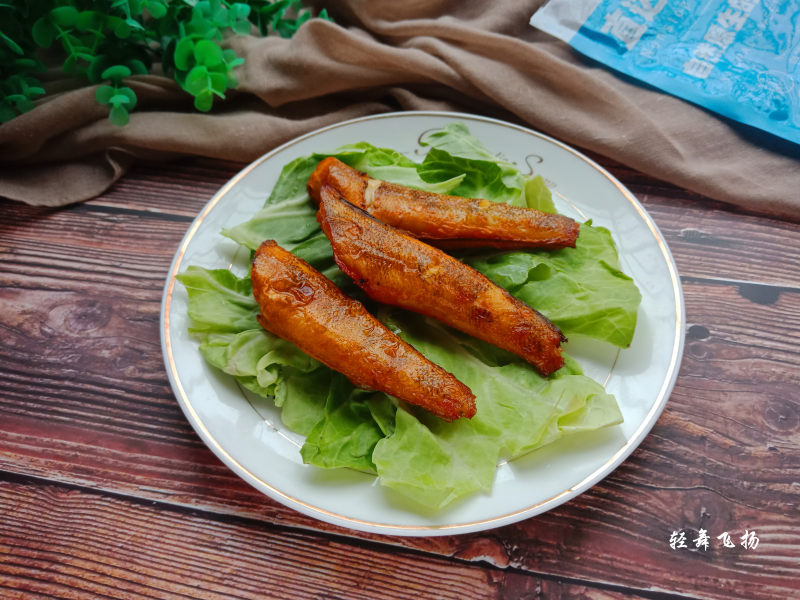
[161,111,684,535]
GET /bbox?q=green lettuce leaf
[176,266,329,432]
[468,223,641,347]
[370,311,622,509]
[524,174,557,213]
[419,122,537,208]
[223,143,464,253]
[222,192,319,254]
[177,266,259,334]
[421,122,514,165]
[300,374,392,474]
[420,122,557,213]
[417,147,524,205]
[334,142,465,193]
[372,407,499,509]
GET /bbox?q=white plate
[161,111,684,536]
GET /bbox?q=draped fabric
[1,0,797,216]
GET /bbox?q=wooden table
[1,147,798,599]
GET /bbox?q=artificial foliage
[0,0,329,125]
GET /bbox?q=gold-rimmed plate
[160,111,684,536]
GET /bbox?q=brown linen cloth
[1,0,798,216]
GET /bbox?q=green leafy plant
[0,0,329,125]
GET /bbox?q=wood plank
[640,195,800,289]
[3,477,600,600]
[2,161,800,599]
[83,158,246,218]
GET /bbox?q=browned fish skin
[251,240,476,421]
[317,188,566,376]
[308,157,580,249]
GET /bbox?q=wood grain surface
[5,476,608,600]
[1,157,799,600]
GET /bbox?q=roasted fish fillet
[251,240,476,421]
[308,157,579,249]
[317,187,566,376]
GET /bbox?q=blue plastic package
[531,0,800,145]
